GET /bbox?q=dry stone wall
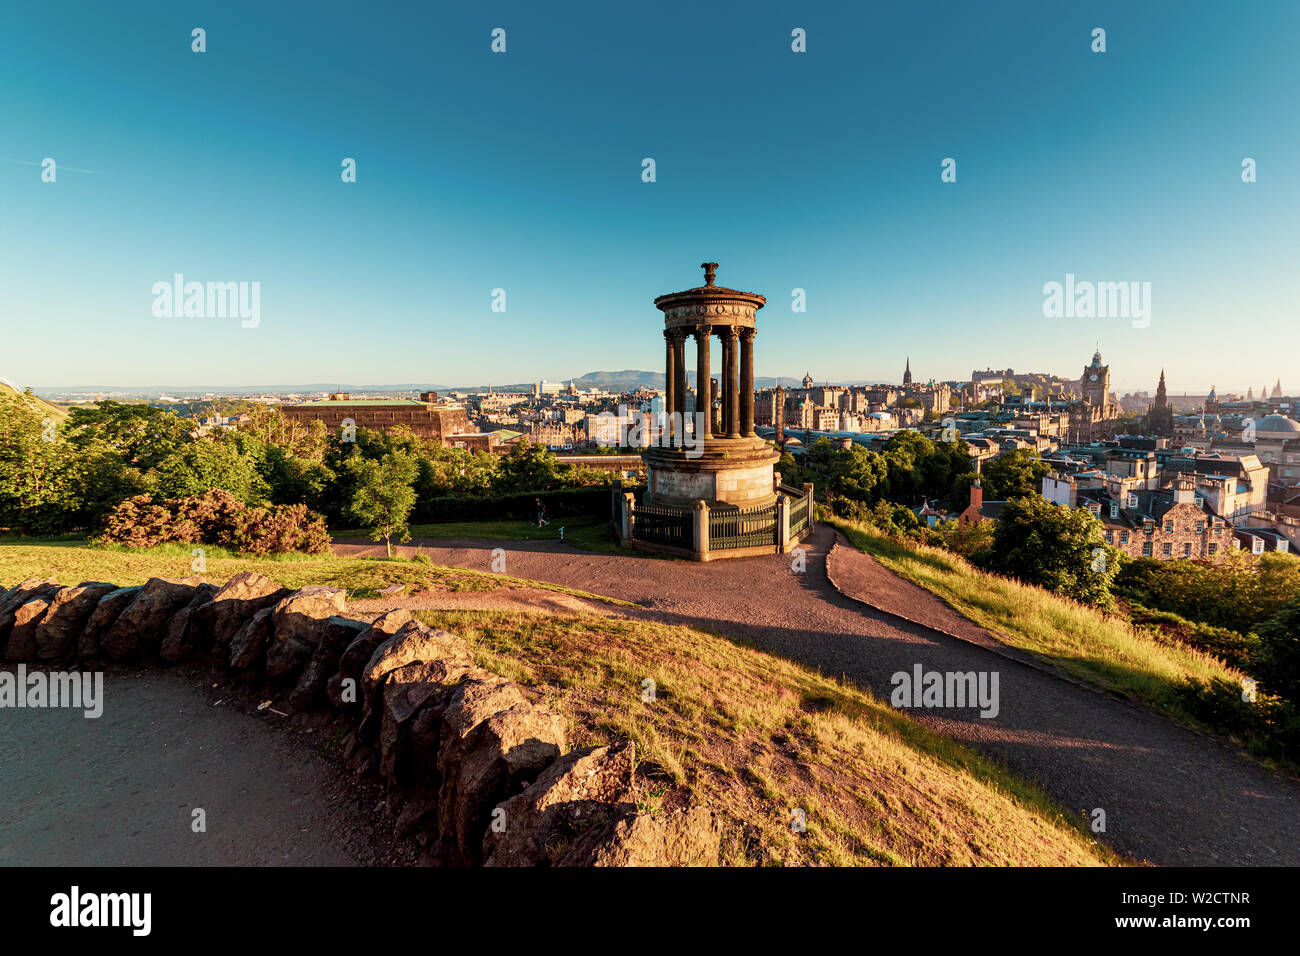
[0,573,720,867]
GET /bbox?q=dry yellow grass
[423,608,1121,867]
[0,541,635,607]
[829,518,1240,713]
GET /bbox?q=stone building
[1092,477,1233,561]
[281,393,497,451]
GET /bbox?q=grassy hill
[0,539,1118,866]
[827,517,1249,733]
[0,381,69,420]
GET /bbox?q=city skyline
[4,0,1297,394]
[20,355,1285,402]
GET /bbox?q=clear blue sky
[2,0,1296,395]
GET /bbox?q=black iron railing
[632,502,692,547]
[709,503,778,550]
[789,494,810,537]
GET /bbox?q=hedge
[412,487,612,523]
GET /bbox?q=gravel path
[335,526,1300,866]
[0,667,401,866]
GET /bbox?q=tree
[828,444,887,504]
[154,439,268,502]
[0,394,77,533]
[62,439,153,528]
[496,440,559,493]
[241,403,329,461]
[65,400,192,469]
[418,446,499,498]
[345,449,418,557]
[989,497,1116,606]
[981,448,1050,501]
[1253,597,1300,707]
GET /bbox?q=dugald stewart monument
[616,263,813,560]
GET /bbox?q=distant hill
[572,370,808,390]
[35,372,836,401]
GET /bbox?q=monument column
[673,332,688,439]
[663,329,676,423]
[740,328,755,436]
[725,326,740,438]
[693,325,711,433]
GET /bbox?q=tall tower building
[903,357,913,385]
[1081,348,1112,413]
[1148,370,1173,436]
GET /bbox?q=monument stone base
[642,436,780,510]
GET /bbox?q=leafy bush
[1173,676,1300,764]
[1254,596,1300,707]
[1115,552,1300,634]
[93,489,329,555]
[1125,602,1259,670]
[413,487,611,523]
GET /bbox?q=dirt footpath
[0,667,401,866]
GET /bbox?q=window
[1110,502,1119,518]
[1145,523,1154,535]
[1143,542,1152,556]
[1252,538,1265,555]
[1104,531,1113,544]
[1162,543,1172,557]
[1196,521,1204,534]
[1126,494,1138,508]
[1120,531,1130,544]
[1209,543,1218,555]
[1183,543,1192,558]
[1164,520,1174,533]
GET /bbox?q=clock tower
[1080,347,1112,414]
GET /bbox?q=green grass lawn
[827,516,1246,727]
[0,539,637,607]
[333,515,649,557]
[420,607,1120,867]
